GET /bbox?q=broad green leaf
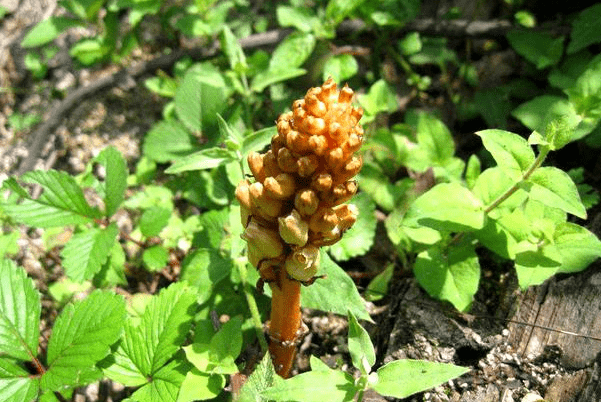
[237,353,277,402]
[364,263,394,302]
[567,3,601,54]
[41,290,125,391]
[261,358,355,402]
[405,111,456,171]
[139,206,171,237]
[472,167,528,216]
[476,129,535,174]
[414,243,480,311]
[372,359,469,398]
[473,88,511,128]
[21,17,83,48]
[216,113,243,149]
[514,241,562,289]
[251,68,307,93]
[554,222,601,274]
[322,54,358,83]
[0,359,39,402]
[357,80,398,123]
[165,147,237,174]
[121,282,196,376]
[0,260,41,361]
[242,126,277,156]
[144,75,178,98]
[143,120,200,163]
[506,30,564,69]
[525,167,586,219]
[2,170,100,227]
[403,183,485,233]
[357,162,399,212]
[270,32,315,72]
[398,32,422,55]
[142,245,169,272]
[276,5,321,33]
[303,252,371,321]
[48,278,92,308]
[326,0,367,24]
[61,223,119,282]
[130,358,188,402]
[94,241,128,287]
[565,54,601,120]
[176,369,225,402]
[512,96,583,140]
[475,210,529,259]
[175,64,226,134]
[0,231,20,258]
[94,147,127,217]
[347,311,375,374]
[328,193,376,261]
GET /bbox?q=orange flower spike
[236,78,363,378]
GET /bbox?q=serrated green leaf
[0,358,40,402]
[48,278,92,308]
[165,147,237,174]
[21,17,83,48]
[41,290,125,392]
[176,369,225,402]
[512,96,585,140]
[0,260,41,361]
[261,360,355,402]
[567,4,601,54]
[94,147,127,217]
[142,245,169,272]
[414,243,480,311]
[130,358,188,402]
[506,30,564,69]
[143,120,200,163]
[347,311,375,373]
[175,64,226,133]
[407,111,457,171]
[525,166,586,219]
[237,353,277,402]
[139,206,171,237]
[61,223,119,282]
[403,183,485,233]
[554,222,601,274]
[302,252,371,321]
[372,359,469,398]
[328,193,376,261]
[181,249,232,304]
[2,170,100,227]
[216,113,243,148]
[476,129,535,175]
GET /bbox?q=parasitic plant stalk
[236,78,364,377]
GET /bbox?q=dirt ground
[2,1,601,401]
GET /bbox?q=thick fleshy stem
[268,267,302,378]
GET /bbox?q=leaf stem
[236,258,269,352]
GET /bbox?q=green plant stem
[356,389,364,402]
[236,258,269,352]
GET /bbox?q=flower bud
[264,173,296,199]
[309,207,339,233]
[235,180,252,225]
[333,203,358,231]
[303,115,326,136]
[241,220,284,264]
[249,182,282,218]
[263,150,281,178]
[308,135,327,155]
[248,152,265,182]
[295,189,319,216]
[311,173,333,192]
[324,180,358,206]
[277,148,298,173]
[285,245,320,282]
[286,131,310,154]
[278,209,309,246]
[338,84,354,103]
[326,147,345,170]
[297,155,319,177]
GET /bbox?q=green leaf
[525,166,587,219]
[143,120,200,163]
[554,222,601,274]
[567,3,601,54]
[2,170,100,227]
[139,206,171,237]
[328,193,376,261]
[506,30,564,69]
[237,353,277,402]
[372,359,469,398]
[176,369,225,402]
[251,68,307,93]
[326,0,367,25]
[175,64,226,133]
[276,6,326,35]
[69,37,108,65]
[357,162,400,212]
[106,282,197,379]
[364,263,394,302]
[142,245,169,272]
[512,95,584,140]
[144,75,178,98]
[347,311,375,374]
[165,147,238,174]
[94,241,127,287]
[472,167,528,215]
[241,126,277,156]
[476,129,535,175]
[473,88,512,128]
[403,183,485,233]
[303,252,371,321]
[357,80,398,122]
[220,26,247,72]
[61,223,119,282]
[414,243,480,311]
[94,147,127,217]
[398,32,422,55]
[130,358,188,402]
[514,242,562,289]
[0,260,41,361]
[21,17,83,48]
[0,358,40,402]
[40,290,125,391]
[0,231,20,258]
[322,54,358,83]
[262,357,356,402]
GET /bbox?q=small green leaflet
[347,311,375,374]
[372,359,469,398]
[2,170,101,228]
[0,260,41,361]
[94,147,127,217]
[143,120,200,163]
[40,290,126,392]
[61,223,119,283]
[177,370,225,402]
[165,147,238,174]
[554,222,601,274]
[302,252,371,321]
[21,17,84,48]
[237,353,277,402]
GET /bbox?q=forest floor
[2,1,601,402]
